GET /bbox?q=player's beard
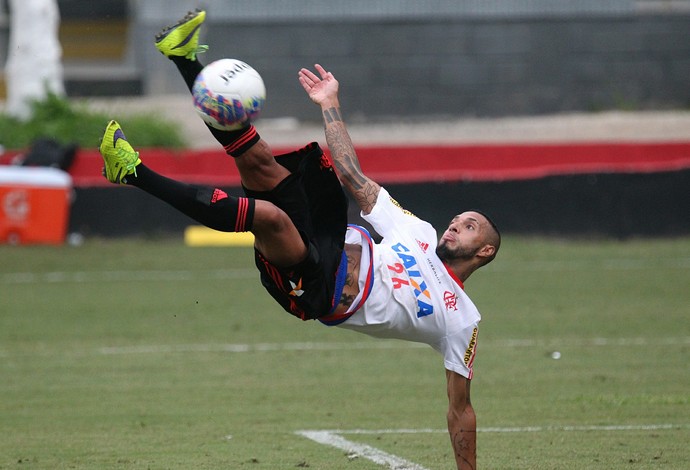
[435,240,479,262]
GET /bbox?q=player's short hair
[469,209,501,266]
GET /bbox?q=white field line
[2,255,689,285]
[489,336,690,348]
[0,336,688,358]
[487,256,690,272]
[97,341,428,356]
[297,424,689,469]
[0,268,257,284]
[296,430,430,470]
[94,336,690,356]
[306,423,690,435]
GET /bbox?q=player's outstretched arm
[446,369,477,469]
[298,64,381,214]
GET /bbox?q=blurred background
[3,6,690,470]
[2,0,689,116]
[1,0,690,242]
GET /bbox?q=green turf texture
[1,237,688,469]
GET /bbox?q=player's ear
[477,244,496,259]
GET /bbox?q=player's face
[436,212,488,261]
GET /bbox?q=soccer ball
[192,59,266,131]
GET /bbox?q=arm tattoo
[322,107,342,124]
[322,107,379,213]
[345,254,359,287]
[339,293,356,307]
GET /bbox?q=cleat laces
[186,44,208,61]
[116,147,140,178]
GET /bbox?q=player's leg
[154,9,288,192]
[151,10,312,264]
[99,120,306,266]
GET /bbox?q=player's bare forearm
[446,370,477,469]
[321,104,380,214]
[298,64,380,213]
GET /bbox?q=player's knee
[253,201,293,233]
[252,201,307,267]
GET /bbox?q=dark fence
[70,168,690,239]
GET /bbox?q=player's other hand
[298,64,339,107]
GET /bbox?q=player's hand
[298,64,339,106]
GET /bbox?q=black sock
[171,56,203,92]
[129,164,254,232]
[171,56,260,157]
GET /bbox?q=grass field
[1,236,689,469]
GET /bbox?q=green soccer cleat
[155,9,208,60]
[99,120,141,185]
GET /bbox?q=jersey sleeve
[439,323,479,380]
[362,187,433,239]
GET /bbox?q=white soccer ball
[192,59,266,131]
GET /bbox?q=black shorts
[244,143,349,320]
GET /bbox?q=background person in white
[299,64,501,470]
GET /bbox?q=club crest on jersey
[388,242,434,318]
[444,291,458,311]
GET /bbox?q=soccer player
[98,10,500,469]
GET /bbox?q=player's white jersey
[338,188,481,379]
